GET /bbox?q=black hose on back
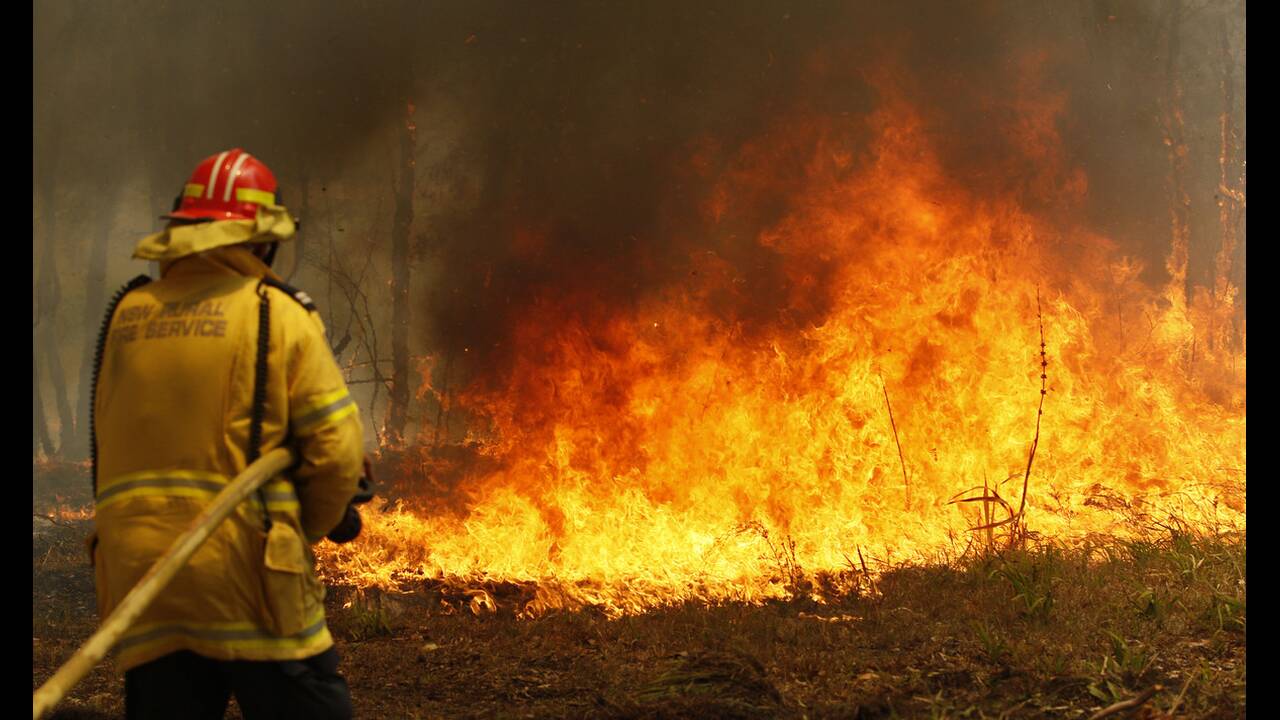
[90,274,153,497]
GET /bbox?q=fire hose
[32,447,296,720]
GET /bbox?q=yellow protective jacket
[92,240,364,672]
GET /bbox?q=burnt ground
[34,471,1244,719]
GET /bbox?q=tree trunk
[283,166,307,283]
[1161,6,1191,313]
[71,190,117,459]
[296,170,309,283]
[36,174,76,457]
[35,310,54,458]
[41,278,75,455]
[33,339,39,459]
[432,350,454,450]
[326,185,335,333]
[33,144,58,460]
[34,0,96,460]
[387,100,416,447]
[1213,13,1244,354]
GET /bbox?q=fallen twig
[33,512,77,528]
[998,698,1032,720]
[1087,684,1161,720]
[1166,671,1196,717]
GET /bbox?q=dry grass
[321,522,1247,718]
[34,478,1243,719]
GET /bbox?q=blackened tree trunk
[387,100,416,447]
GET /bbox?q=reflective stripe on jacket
[92,245,364,672]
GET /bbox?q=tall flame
[319,83,1245,616]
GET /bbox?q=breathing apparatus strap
[250,282,274,532]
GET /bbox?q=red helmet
[165,148,278,222]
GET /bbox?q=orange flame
[318,87,1244,616]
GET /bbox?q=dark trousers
[124,648,352,720]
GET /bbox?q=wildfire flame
[35,502,95,524]
[317,85,1245,617]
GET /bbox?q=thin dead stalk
[945,291,1048,551]
[856,545,878,595]
[1014,289,1049,548]
[881,377,910,509]
[984,474,994,551]
[947,485,1016,540]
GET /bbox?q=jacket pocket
[261,522,311,636]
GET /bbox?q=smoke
[403,0,1246,388]
[34,0,1244,449]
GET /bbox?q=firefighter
[90,148,367,719]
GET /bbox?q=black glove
[352,477,373,505]
[326,504,363,544]
[353,457,375,504]
[326,458,376,544]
